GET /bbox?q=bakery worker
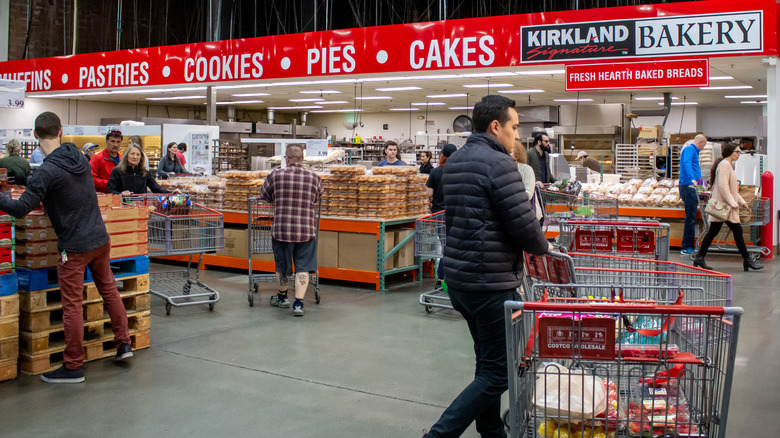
[577,151,602,173]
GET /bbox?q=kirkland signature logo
[521,11,762,62]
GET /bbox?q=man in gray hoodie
[0,112,133,383]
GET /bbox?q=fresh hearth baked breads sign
[0,0,774,93]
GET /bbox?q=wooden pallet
[19,329,150,375]
[0,358,16,382]
[0,335,18,361]
[0,294,19,317]
[19,310,150,355]
[17,255,150,292]
[0,315,19,339]
[19,273,150,312]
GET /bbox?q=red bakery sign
[0,0,773,93]
[565,59,709,90]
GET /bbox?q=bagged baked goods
[637,186,653,195]
[657,179,674,189]
[631,193,649,205]
[651,188,669,197]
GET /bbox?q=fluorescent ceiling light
[375,86,421,91]
[311,109,363,113]
[724,94,767,99]
[289,98,325,102]
[316,100,349,105]
[463,83,513,88]
[411,102,445,106]
[554,98,594,102]
[389,108,419,111]
[267,105,324,110]
[427,93,468,98]
[635,96,680,101]
[699,85,752,90]
[662,102,698,105]
[448,106,474,110]
[354,96,392,100]
[299,90,340,94]
[741,100,767,104]
[709,76,734,80]
[498,89,544,94]
[516,69,565,75]
[459,72,517,78]
[216,100,263,105]
[146,95,204,101]
[231,92,270,97]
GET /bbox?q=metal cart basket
[247,196,320,306]
[694,195,771,261]
[539,189,619,231]
[522,251,732,307]
[126,194,224,315]
[557,220,671,261]
[505,297,743,438]
[414,210,451,313]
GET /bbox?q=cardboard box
[17,253,59,269]
[20,212,52,228]
[16,240,57,256]
[638,125,663,138]
[338,232,394,272]
[15,227,56,242]
[97,193,123,208]
[217,228,249,258]
[109,231,148,246]
[393,229,416,269]
[102,205,148,222]
[109,243,147,259]
[105,219,147,234]
[316,231,338,268]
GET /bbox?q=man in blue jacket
[679,134,706,255]
[0,112,133,383]
[423,95,550,438]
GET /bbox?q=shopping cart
[414,210,450,313]
[504,297,743,438]
[522,251,732,306]
[124,194,224,315]
[539,189,619,231]
[693,195,771,261]
[247,196,321,306]
[557,220,671,260]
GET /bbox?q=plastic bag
[533,363,608,421]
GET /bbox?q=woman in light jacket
[693,143,763,271]
[512,141,543,226]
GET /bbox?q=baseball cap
[576,151,588,159]
[441,144,458,157]
[82,142,98,154]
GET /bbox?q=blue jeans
[425,288,517,438]
[680,185,698,250]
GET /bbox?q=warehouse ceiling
[27,56,770,116]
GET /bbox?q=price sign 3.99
[0,79,25,109]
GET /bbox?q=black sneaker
[40,365,85,384]
[115,343,134,362]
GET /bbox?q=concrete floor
[0,253,777,437]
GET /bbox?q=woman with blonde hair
[511,141,543,225]
[0,139,31,186]
[107,143,170,196]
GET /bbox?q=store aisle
[0,255,777,437]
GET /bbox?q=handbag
[704,166,731,220]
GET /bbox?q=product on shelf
[372,166,416,176]
[578,178,683,208]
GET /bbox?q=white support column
[766,57,778,248]
[206,86,217,125]
[0,0,9,61]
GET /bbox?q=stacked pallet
[321,166,363,218]
[17,258,151,374]
[405,174,431,217]
[0,277,19,381]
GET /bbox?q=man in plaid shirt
[259,144,323,316]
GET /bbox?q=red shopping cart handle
[564,220,661,227]
[521,301,725,316]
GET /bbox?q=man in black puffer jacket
[424,95,550,438]
[0,112,133,384]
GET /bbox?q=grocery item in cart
[533,363,607,421]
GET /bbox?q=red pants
[58,241,130,370]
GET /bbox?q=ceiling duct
[227,106,236,123]
[628,92,672,128]
[299,112,308,126]
[267,109,275,124]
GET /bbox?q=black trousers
[698,221,749,260]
